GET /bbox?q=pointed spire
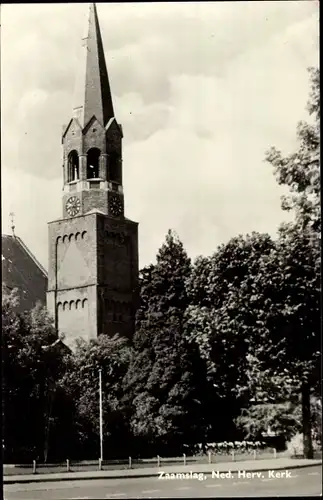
[73,3,114,128]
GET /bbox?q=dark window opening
[67,150,79,182]
[87,148,100,179]
[109,152,121,184]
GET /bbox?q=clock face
[109,195,123,217]
[66,196,81,217]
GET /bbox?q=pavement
[3,457,322,484]
[4,464,322,498]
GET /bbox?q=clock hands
[66,196,80,216]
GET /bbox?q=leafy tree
[235,354,302,444]
[125,230,212,455]
[58,334,132,459]
[265,67,320,234]
[237,403,302,443]
[185,232,276,439]
[310,397,322,446]
[135,263,156,332]
[245,225,320,457]
[2,288,67,462]
[2,288,30,461]
[263,67,321,458]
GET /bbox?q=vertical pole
[274,448,277,459]
[54,238,59,333]
[157,455,160,467]
[33,460,36,474]
[232,450,235,462]
[99,369,103,462]
[183,453,186,466]
[208,451,212,464]
[129,456,132,469]
[66,459,70,472]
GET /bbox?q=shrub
[194,441,267,455]
[287,433,304,456]
[287,432,322,457]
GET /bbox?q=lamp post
[99,368,103,462]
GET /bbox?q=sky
[1,1,319,270]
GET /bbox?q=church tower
[47,3,139,347]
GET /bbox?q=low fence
[4,449,322,476]
[3,448,294,476]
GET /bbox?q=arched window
[109,152,121,183]
[87,148,100,179]
[67,150,79,182]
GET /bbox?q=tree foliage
[3,68,319,463]
[124,230,212,455]
[2,288,67,462]
[262,67,321,458]
[186,233,275,395]
[58,335,133,459]
[265,67,320,233]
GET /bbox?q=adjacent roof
[72,3,115,129]
[2,234,48,314]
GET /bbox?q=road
[4,465,322,499]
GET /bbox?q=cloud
[1,167,62,270]
[123,123,293,266]
[1,2,319,269]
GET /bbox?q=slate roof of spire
[2,234,48,314]
[72,3,115,128]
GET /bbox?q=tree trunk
[44,385,55,463]
[301,383,313,459]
